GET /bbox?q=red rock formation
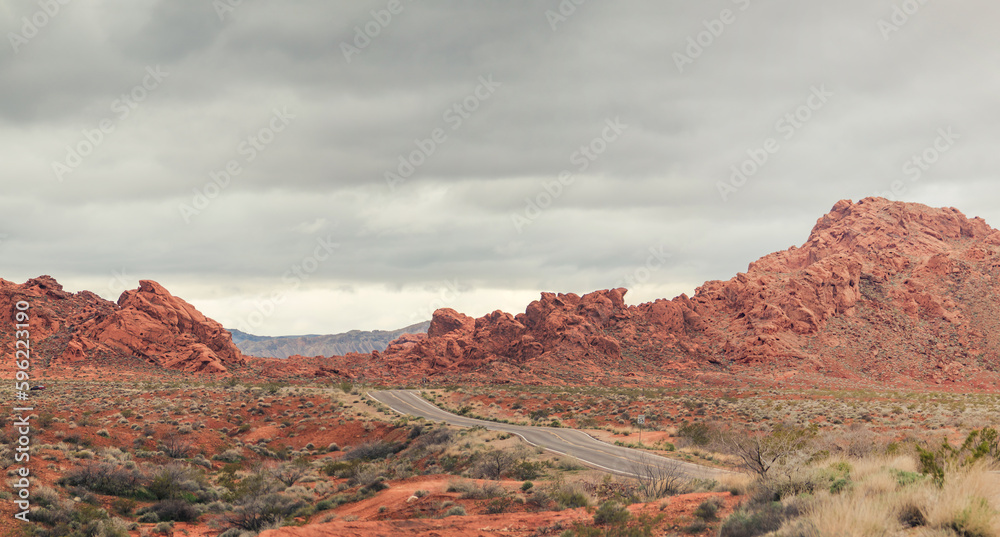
[312,198,1000,389]
[0,277,244,374]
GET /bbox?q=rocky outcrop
[372,290,634,378]
[329,198,1000,388]
[0,277,243,373]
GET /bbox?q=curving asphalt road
[369,389,733,480]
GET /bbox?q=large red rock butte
[0,277,244,374]
[304,197,1000,390]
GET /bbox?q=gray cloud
[2,0,999,334]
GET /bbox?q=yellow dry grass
[786,456,1000,537]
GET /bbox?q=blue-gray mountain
[228,321,430,359]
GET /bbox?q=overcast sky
[2,1,999,336]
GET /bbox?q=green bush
[342,441,401,462]
[594,500,630,526]
[677,421,715,446]
[552,485,590,510]
[719,502,787,537]
[224,493,306,532]
[917,427,1000,487]
[693,497,721,521]
[683,519,709,534]
[58,462,145,498]
[485,497,514,514]
[449,481,506,500]
[513,460,544,480]
[143,500,199,523]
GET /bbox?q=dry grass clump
[779,457,1000,537]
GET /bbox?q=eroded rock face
[338,198,1000,388]
[94,280,243,372]
[0,277,243,373]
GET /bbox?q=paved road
[369,389,732,480]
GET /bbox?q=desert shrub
[472,449,523,480]
[342,440,401,462]
[447,480,506,499]
[694,497,723,521]
[347,461,391,491]
[917,427,1000,487]
[213,448,244,463]
[683,519,709,534]
[29,502,131,537]
[412,427,454,449]
[446,480,478,495]
[677,421,716,447]
[59,462,145,498]
[30,502,75,527]
[594,500,631,525]
[324,489,377,509]
[218,529,252,537]
[521,481,534,492]
[147,463,211,501]
[443,505,466,517]
[321,459,360,478]
[111,497,136,516]
[37,412,56,428]
[141,499,199,522]
[270,457,313,487]
[719,502,787,537]
[720,424,816,482]
[550,483,591,510]
[225,493,305,531]
[527,489,553,509]
[513,460,544,480]
[229,465,283,502]
[159,436,193,458]
[485,496,515,514]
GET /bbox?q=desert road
[369,389,733,480]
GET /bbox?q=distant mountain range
[228,321,430,359]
